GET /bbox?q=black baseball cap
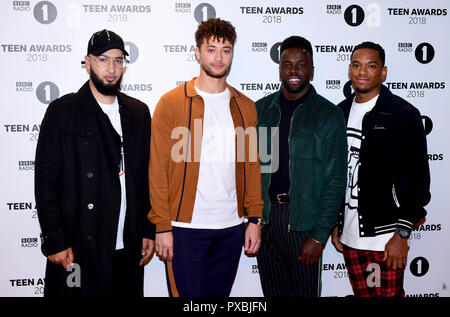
[87,29,129,56]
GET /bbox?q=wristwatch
[395,227,411,239]
[248,217,262,226]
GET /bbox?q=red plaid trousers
[343,245,406,297]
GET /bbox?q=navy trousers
[257,201,321,297]
[165,223,244,297]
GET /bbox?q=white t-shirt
[340,95,394,252]
[172,86,243,229]
[98,97,127,250]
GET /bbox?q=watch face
[396,228,411,238]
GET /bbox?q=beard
[282,78,309,94]
[200,62,231,79]
[90,69,122,96]
[353,86,372,94]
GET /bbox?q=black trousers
[111,248,144,297]
[257,202,321,297]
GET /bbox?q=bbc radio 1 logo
[410,256,430,277]
[174,1,216,21]
[194,3,216,23]
[33,1,57,24]
[399,42,435,63]
[36,81,59,104]
[415,43,435,64]
[15,81,59,104]
[343,4,380,27]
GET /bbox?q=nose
[215,50,223,62]
[289,65,299,75]
[358,65,369,75]
[106,58,115,73]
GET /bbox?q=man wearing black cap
[35,29,155,296]
[255,36,347,296]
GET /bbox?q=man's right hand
[48,247,74,269]
[155,231,174,261]
[331,227,344,253]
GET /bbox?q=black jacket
[337,85,431,237]
[35,81,155,296]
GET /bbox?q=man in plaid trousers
[332,42,431,297]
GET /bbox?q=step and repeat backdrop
[0,0,448,297]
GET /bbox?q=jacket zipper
[175,96,193,222]
[233,96,246,209]
[267,102,281,226]
[392,184,400,208]
[287,104,303,233]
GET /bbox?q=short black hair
[280,36,313,64]
[351,41,385,66]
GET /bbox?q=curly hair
[195,18,237,48]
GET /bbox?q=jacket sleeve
[394,107,431,229]
[243,102,264,218]
[147,97,173,233]
[142,105,156,240]
[310,108,348,243]
[35,102,69,256]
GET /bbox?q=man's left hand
[299,238,324,265]
[383,234,409,270]
[244,223,261,257]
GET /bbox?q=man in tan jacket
[148,18,263,297]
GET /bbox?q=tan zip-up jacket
[148,78,263,233]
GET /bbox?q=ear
[381,65,387,83]
[195,46,200,63]
[84,56,91,73]
[348,63,352,81]
[310,66,315,81]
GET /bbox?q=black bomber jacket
[337,85,431,237]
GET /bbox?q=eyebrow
[206,45,232,49]
[351,60,378,64]
[100,54,125,59]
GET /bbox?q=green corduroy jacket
[256,85,347,243]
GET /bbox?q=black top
[269,89,311,195]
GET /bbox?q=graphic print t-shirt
[340,95,394,252]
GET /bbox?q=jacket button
[87,172,94,178]
[87,203,94,210]
[86,235,92,240]
[85,141,92,148]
